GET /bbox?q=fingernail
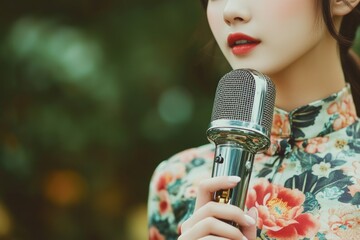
[243,236,248,240]
[248,207,258,223]
[228,176,241,183]
[245,214,256,225]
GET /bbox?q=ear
[331,0,360,16]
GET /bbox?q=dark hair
[200,0,360,113]
[321,0,360,113]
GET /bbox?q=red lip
[227,33,260,55]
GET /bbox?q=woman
[148,0,360,239]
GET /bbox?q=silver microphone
[207,69,276,215]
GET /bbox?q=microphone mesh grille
[211,69,276,133]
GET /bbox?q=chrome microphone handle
[208,123,269,227]
[211,143,254,211]
[206,69,276,227]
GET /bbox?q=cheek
[207,6,224,38]
[257,0,316,29]
[274,0,311,17]
[258,0,320,52]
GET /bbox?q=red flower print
[272,113,291,137]
[158,190,172,215]
[149,226,165,240]
[155,163,186,192]
[246,179,320,240]
[156,172,173,192]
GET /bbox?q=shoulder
[147,144,215,237]
[150,144,215,193]
[167,143,215,165]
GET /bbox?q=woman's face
[207,0,328,76]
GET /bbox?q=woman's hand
[179,176,257,240]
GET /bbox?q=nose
[223,0,251,26]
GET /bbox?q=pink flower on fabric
[342,161,360,179]
[296,137,329,154]
[272,113,291,137]
[326,206,360,240]
[348,179,360,197]
[352,161,360,176]
[176,148,199,163]
[184,186,197,198]
[174,147,214,164]
[327,93,357,131]
[265,135,280,156]
[149,226,165,240]
[246,179,320,240]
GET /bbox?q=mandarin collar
[270,84,357,141]
[264,84,358,156]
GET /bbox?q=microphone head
[208,69,276,152]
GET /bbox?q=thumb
[247,207,258,222]
[242,207,258,240]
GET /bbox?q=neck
[269,34,346,112]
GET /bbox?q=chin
[228,60,287,78]
[230,63,271,75]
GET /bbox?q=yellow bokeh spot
[44,170,87,207]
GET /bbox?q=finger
[180,217,244,240]
[180,235,229,240]
[199,236,230,240]
[195,176,241,210]
[242,207,258,240]
[184,201,256,231]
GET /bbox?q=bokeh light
[158,86,194,125]
[0,1,219,239]
[0,1,358,240]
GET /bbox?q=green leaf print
[284,170,318,193]
[347,122,360,153]
[318,114,338,137]
[339,191,353,203]
[346,120,360,138]
[295,150,322,171]
[257,167,273,178]
[330,160,347,167]
[295,151,346,172]
[150,217,178,240]
[173,199,194,223]
[285,170,352,203]
[351,192,360,205]
[313,170,352,195]
[257,157,282,178]
[339,191,360,205]
[303,192,320,212]
[291,105,322,138]
[167,179,182,195]
[323,94,337,103]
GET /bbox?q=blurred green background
[0,1,359,240]
[0,1,230,239]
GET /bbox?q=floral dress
[148,85,360,240]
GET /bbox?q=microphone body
[207,69,276,215]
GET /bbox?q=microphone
[207,69,276,216]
